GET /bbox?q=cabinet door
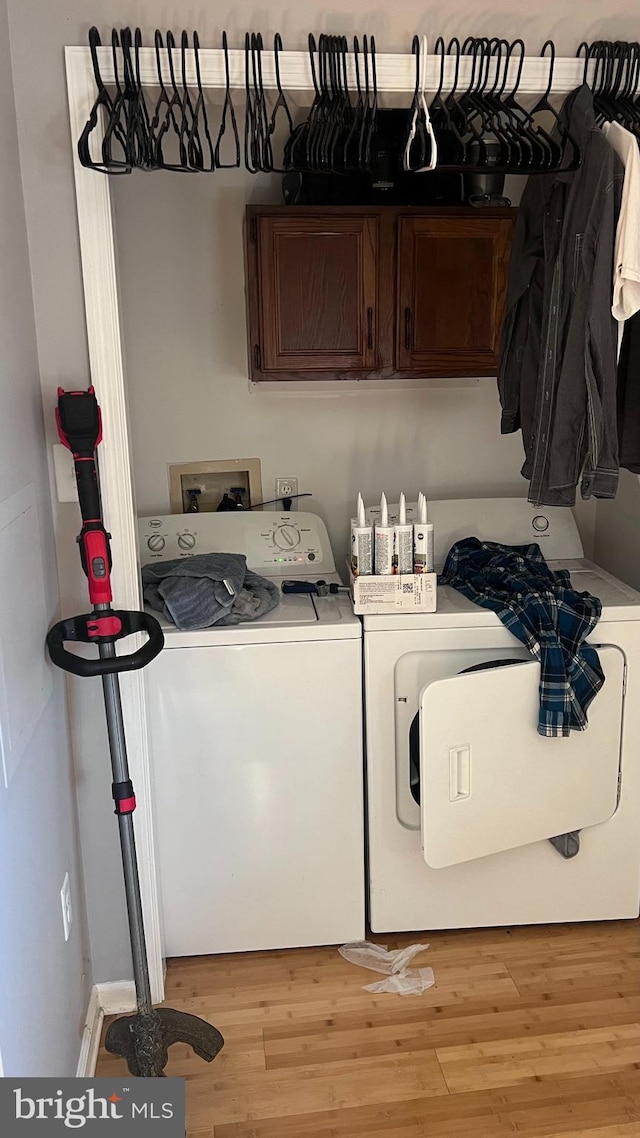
[255,215,378,373]
[397,216,513,376]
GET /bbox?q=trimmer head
[104,1007,224,1077]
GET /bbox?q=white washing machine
[364,498,640,932]
[138,511,364,956]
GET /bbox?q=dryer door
[419,646,624,869]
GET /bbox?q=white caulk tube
[413,493,434,573]
[394,492,413,574]
[375,492,394,575]
[351,493,373,576]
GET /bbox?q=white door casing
[63,43,597,997]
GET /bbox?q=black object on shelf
[283,110,464,206]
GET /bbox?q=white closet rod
[68,45,594,97]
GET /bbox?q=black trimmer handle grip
[47,610,164,678]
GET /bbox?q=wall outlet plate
[53,444,78,503]
[275,477,298,508]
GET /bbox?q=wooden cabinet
[245,206,516,382]
[396,215,513,377]
[253,214,378,373]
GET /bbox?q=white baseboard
[76,987,104,1077]
[96,980,137,1015]
[76,981,137,1077]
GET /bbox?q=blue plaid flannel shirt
[439,539,604,738]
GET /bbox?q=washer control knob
[177,532,197,550]
[147,534,165,552]
[532,515,549,532]
[273,524,301,550]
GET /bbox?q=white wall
[112,168,549,570]
[594,472,640,590]
[0,0,91,1075]
[7,0,636,984]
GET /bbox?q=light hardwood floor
[97,921,640,1137]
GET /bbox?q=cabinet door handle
[404,307,412,351]
[367,307,374,350]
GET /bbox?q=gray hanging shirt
[498,85,623,507]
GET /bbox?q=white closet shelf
[66,45,594,97]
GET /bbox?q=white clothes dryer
[138,511,364,957]
[364,498,640,932]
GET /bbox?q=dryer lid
[362,559,640,630]
[419,646,624,869]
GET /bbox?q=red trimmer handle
[47,610,164,678]
[56,387,113,605]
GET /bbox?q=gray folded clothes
[142,553,280,631]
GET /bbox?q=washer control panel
[138,511,333,576]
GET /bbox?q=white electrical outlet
[53,444,78,503]
[275,477,298,509]
[60,872,72,942]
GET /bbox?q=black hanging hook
[282,33,318,172]
[188,30,216,172]
[363,34,378,171]
[306,33,325,170]
[161,30,190,170]
[150,30,187,170]
[244,32,258,173]
[576,40,593,87]
[539,38,556,103]
[265,35,294,173]
[343,34,363,171]
[270,33,294,138]
[179,30,202,170]
[432,35,447,103]
[100,29,133,172]
[250,32,269,171]
[78,28,129,173]
[214,31,241,169]
[131,28,153,169]
[526,40,563,169]
[89,26,108,95]
[117,27,148,171]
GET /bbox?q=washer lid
[153,586,361,646]
[419,645,624,869]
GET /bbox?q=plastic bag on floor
[338,940,435,996]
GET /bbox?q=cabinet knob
[367,307,374,350]
[404,307,412,352]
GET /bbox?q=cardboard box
[350,570,437,615]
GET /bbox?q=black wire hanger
[214,31,241,168]
[187,30,216,171]
[150,30,188,171]
[78,27,131,173]
[178,30,204,170]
